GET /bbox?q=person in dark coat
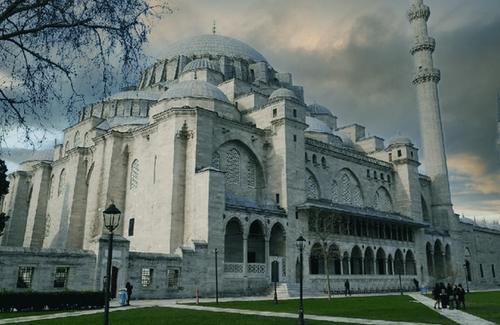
[126,282,133,305]
[440,282,448,308]
[457,284,466,310]
[433,283,441,309]
[344,279,351,296]
[446,283,454,309]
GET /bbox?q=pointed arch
[434,240,444,278]
[395,249,405,275]
[74,131,81,148]
[130,159,139,189]
[421,195,430,222]
[224,218,243,263]
[351,246,363,275]
[58,169,66,197]
[426,242,434,276]
[328,243,341,275]
[374,186,392,212]
[269,222,286,257]
[307,174,319,199]
[376,248,386,275]
[364,247,374,274]
[248,220,265,263]
[445,244,452,277]
[405,250,417,275]
[310,243,324,274]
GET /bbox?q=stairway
[269,283,326,298]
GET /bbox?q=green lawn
[6,307,353,325]
[460,291,500,324]
[200,295,457,325]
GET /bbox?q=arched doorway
[405,250,417,275]
[376,248,386,275]
[224,218,244,263]
[310,243,324,274]
[395,250,404,275]
[364,247,374,275]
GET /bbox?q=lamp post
[397,263,403,296]
[272,253,278,305]
[103,203,121,325]
[214,248,218,304]
[296,236,306,325]
[463,262,470,293]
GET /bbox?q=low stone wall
[0,247,96,292]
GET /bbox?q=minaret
[407,0,454,228]
[497,94,500,162]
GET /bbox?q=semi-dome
[307,102,332,115]
[25,148,54,162]
[162,34,267,63]
[269,88,298,101]
[305,116,332,134]
[389,136,413,146]
[182,59,221,73]
[160,80,230,103]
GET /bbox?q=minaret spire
[407,0,454,228]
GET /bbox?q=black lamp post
[103,203,121,325]
[272,253,278,305]
[397,263,403,296]
[214,248,219,304]
[296,235,306,325]
[463,262,470,293]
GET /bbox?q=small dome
[160,80,230,103]
[182,59,221,73]
[307,103,332,115]
[389,136,412,146]
[269,88,298,101]
[305,116,332,134]
[105,90,162,101]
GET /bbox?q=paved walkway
[0,293,496,325]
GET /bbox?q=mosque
[1,0,499,299]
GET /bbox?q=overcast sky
[3,0,500,222]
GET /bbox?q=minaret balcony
[412,68,440,85]
[409,37,435,55]
[407,5,430,23]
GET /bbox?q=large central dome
[162,34,267,63]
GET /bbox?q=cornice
[407,5,430,23]
[409,37,435,55]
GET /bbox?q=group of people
[433,282,466,310]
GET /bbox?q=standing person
[457,284,466,310]
[433,283,441,309]
[452,285,460,310]
[126,282,133,305]
[446,283,454,310]
[344,279,351,296]
[440,283,448,309]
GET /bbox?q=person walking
[344,279,351,296]
[126,282,133,305]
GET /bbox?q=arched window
[58,169,66,197]
[49,175,55,199]
[395,250,405,275]
[64,141,70,155]
[331,180,338,202]
[321,157,327,168]
[247,159,256,188]
[327,244,342,274]
[364,247,374,275]
[226,148,240,185]
[351,246,363,274]
[44,214,51,238]
[376,248,386,275]
[130,159,139,189]
[312,154,317,164]
[374,187,392,212]
[341,174,351,204]
[310,243,324,274]
[405,250,417,275]
[84,132,91,147]
[74,131,81,148]
[212,151,220,169]
[353,185,363,206]
[307,176,318,199]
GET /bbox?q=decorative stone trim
[412,68,440,85]
[409,37,435,55]
[407,5,430,22]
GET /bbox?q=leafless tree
[0,0,170,149]
[307,208,342,300]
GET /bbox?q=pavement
[0,292,497,325]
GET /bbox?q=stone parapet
[407,5,430,22]
[412,68,440,85]
[409,36,435,55]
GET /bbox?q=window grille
[44,214,51,238]
[17,267,35,288]
[247,160,256,188]
[141,268,153,287]
[353,185,362,206]
[331,181,338,202]
[54,267,69,288]
[307,176,317,199]
[226,148,240,185]
[130,159,139,189]
[341,174,351,204]
[212,151,220,169]
[167,269,180,288]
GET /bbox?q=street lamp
[296,235,306,325]
[103,203,121,325]
[463,262,470,293]
[214,248,219,304]
[272,253,279,305]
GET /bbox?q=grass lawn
[7,307,353,325]
[460,291,500,324]
[200,295,457,325]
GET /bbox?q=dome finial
[213,20,216,35]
